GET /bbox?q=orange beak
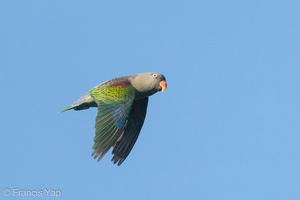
[159,81,167,92]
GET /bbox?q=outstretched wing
[111,97,149,165]
[89,82,136,163]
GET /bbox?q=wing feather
[111,97,149,165]
[89,83,135,162]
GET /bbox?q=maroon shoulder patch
[111,82,129,87]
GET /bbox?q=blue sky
[1,0,300,199]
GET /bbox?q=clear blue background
[1,1,300,199]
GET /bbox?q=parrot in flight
[62,72,167,166]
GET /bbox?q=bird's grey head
[129,72,167,98]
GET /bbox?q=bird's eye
[152,73,158,78]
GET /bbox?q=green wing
[89,82,136,162]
